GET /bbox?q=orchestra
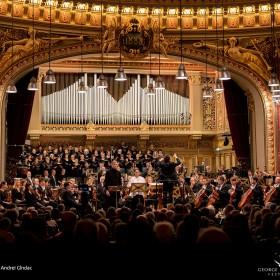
[0,143,279,215]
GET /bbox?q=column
[232,152,236,167]
[189,73,203,132]
[225,153,232,169]
[215,153,221,171]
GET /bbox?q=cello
[194,186,207,208]
[238,185,254,209]
[207,185,219,207]
[264,184,279,204]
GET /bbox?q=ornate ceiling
[0,0,278,83]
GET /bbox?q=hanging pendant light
[115,65,127,81]
[44,69,56,84]
[214,78,224,92]
[155,10,165,90]
[269,1,280,87]
[176,0,188,80]
[146,78,155,95]
[97,74,108,89]
[77,10,87,94]
[155,76,165,90]
[6,83,17,94]
[202,6,212,98]
[115,1,127,82]
[146,50,155,95]
[97,1,107,89]
[268,72,280,87]
[202,84,213,98]
[28,1,38,91]
[219,0,231,81]
[6,0,17,93]
[213,3,224,92]
[218,66,231,80]
[28,76,39,91]
[43,1,56,84]
[77,81,87,93]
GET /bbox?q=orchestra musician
[214,175,231,209]
[11,178,24,205]
[157,154,181,207]
[264,176,280,205]
[194,176,213,208]
[61,180,79,210]
[127,168,146,209]
[247,176,264,206]
[0,181,12,208]
[24,182,44,208]
[104,160,122,208]
[228,176,243,208]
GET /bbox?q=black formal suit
[62,190,79,210]
[231,184,243,209]
[214,183,231,209]
[104,168,122,208]
[157,159,181,205]
[49,175,58,187]
[249,184,264,206]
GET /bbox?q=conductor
[104,160,122,208]
[157,154,181,206]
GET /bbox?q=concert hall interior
[1,0,280,277]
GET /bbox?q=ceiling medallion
[119,18,152,59]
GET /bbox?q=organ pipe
[41,74,190,125]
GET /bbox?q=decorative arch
[0,42,275,177]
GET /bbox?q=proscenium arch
[0,44,275,178]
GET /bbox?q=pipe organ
[41,74,190,125]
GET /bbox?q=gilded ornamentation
[197,16,208,29]
[193,37,271,81]
[151,21,170,57]
[140,121,149,132]
[166,16,178,29]
[188,74,201,86]
[244,91,255,112]
[203,90,216,131]
[0,28,44,67]
[119,18,152,59]
[102,17,117,53]
[243,15,255,27]
[216,92,225,131]
[181,16,193,29]
[86,121,96,132]
[0,0,8,15]
[259,13,270,26]
[227,16,240,28]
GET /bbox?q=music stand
[131,183,146,206]
[108,185,122,208]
